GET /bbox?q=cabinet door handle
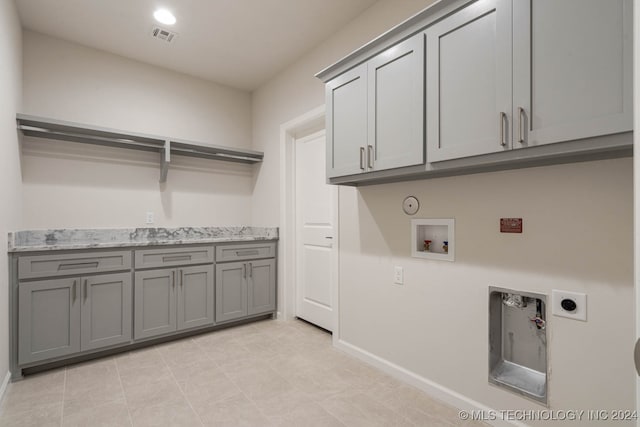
[162,255,191,262]
[59,262,99,271]
[180,270,183,287]
[172,270,175,289]
[84,279,88,302]
[72,280,77,302]
[367,145,374,169]
[499,112,507,146]
[249,263,253,278]
[235,250,259,257]
[243,264,246,279]
[517,107,525,143]
[359,147,365,170]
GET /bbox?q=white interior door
[295,130,335,331]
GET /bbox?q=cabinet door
[81,273,132,351]
[247,259,276,316]
[512,0,632,148]
[368,34,424,171]
[326,63,368,177]
[177,265,214,331]
[18,278,80,364]
[134,269,176,339]
[426,0,512,162]
[215,262,248,323]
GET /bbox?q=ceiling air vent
[151,26,177,43]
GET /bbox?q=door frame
[634,0,640,422]
[279,105,340,341]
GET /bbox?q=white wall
[0,0,23,390]
[251,0,635,424]
[21,31,255,228]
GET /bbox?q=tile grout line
[59,367,67,427]
[158,339,206,427]
[114,354,137,427]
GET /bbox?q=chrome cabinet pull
[84,279,88,302]
[367,145,374,169]
[249,263,253,278]
[180,270,183,287]
[59,262,99,271]
[359,147,365,170]
[72,280,77,302]
[243,264,246,279]
[162,255,191,262]
[499,112,507,146]
[235,250,259,256]
[172,271,175,288]
[518,107,525,144]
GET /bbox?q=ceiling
[16,0,378,91]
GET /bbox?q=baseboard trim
[335,339,528,427]
[0,370,11,407]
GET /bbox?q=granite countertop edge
[8,227,279,253]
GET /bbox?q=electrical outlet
[394,266,404,285]
[552,290,587,321]
[145,211,154,224]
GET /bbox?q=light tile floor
[0,319,488,427]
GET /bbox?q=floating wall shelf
[16,114,264,183]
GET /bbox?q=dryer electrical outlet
[552,290,587,321]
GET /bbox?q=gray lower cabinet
[13,241,276,377]
[81,273,132,351]
[19,272,132,364]
[134,265,214,340]
[19,278,81,364]
[248,259,276,316]
[216,258,276,323]
[215,261,247,322]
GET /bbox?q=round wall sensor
[402,196,419,215]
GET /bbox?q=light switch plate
[552,290,587,321]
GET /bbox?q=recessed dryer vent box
[411,218,454,261]
[489,287,548,405]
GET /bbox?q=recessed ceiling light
[154,9,176,25]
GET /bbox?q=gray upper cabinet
[326,63,368,178]
[247,259,276,316]
[368,34,424,171]
[19,278,81,364]
[426,0,512,162]
[512,0,632,148]
[327,33,425,179]
[317,0,632,186]
[177,265,214,331]
[134,269,176,340]
[80,273,132,351]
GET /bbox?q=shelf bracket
[160,140,171,183]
